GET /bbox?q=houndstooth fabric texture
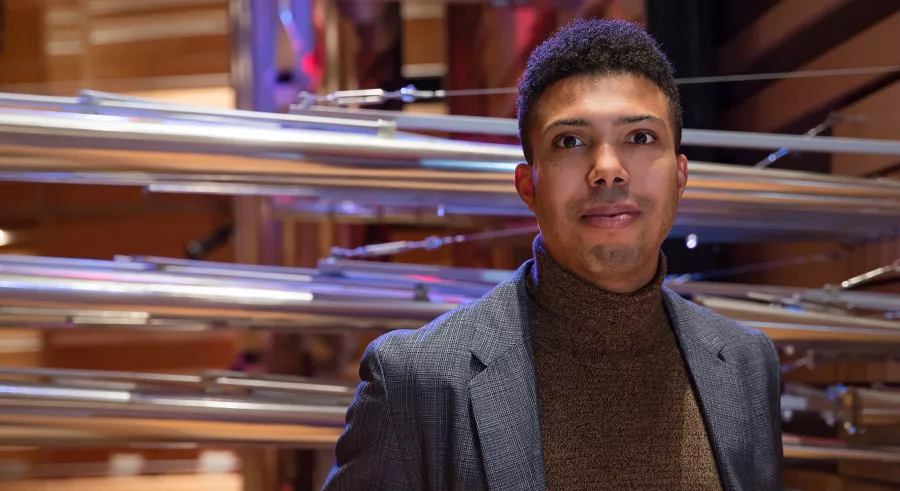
[321,259,783,491]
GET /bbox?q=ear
[514,162,536,212]
[675,154,688,198]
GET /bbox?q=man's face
[514,74,688,290]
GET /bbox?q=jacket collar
[469,259,536,367]
[469,260,729,366]
[468,260,748,491]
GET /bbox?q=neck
[541,237,658,294]
[526,234,671,357]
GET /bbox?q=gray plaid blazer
[323,259,783,491]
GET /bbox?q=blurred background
[0,0,899,490]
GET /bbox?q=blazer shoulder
[369,263,530,359]
[363,272,525,376]
[367,302,478,361]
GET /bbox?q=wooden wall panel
[43,0,85,92]
[43,331,235,371]
[785,468,900,491]
[39,211,233,261]
[832,80,900,177]
[717,0,853,75]
[0,330,42,367]
[0,0,48,87]
[725,10,900,132]
[401,3,446,78]
[723,241,853,287]
[26,0,231,94]
[88,2,229,85]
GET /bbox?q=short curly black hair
[517,18,682,164]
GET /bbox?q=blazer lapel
[664,289,751,491]
[468,260,546,491]
[470,342,546,491]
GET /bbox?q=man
[323,19,782,491]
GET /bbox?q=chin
[586,243,644,268]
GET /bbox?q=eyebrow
[615,114,667,127]
[541,114,667,137]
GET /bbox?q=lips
[580,204,640,229]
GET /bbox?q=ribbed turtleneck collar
[526,234,672,359]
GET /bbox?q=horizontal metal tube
[695,296,900,331]
[0,366,357,397]
[0,92,80,108]
[5,91,900,157]
[0,382,348,425]
[7,254,900,315]
[0,274,458,320]
[783,441,900,463]
[0,413,343,447]
[300,106,900,156]
[0,111,522,162]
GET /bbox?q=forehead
[533,74,671,129]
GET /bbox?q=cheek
[633,162,678,200]
[536,172,581,219]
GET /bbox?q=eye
[627,132,657,145]
[555,135,586,149]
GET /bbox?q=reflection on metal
[0,413,342,447]
[781,384,839,416]
[840,259,900,290]
[3,363,900,460]
[0,367,349,447]
[783,435,900,463]
[2,92,900,240]
[3,255,900,353]
[692,296,900,338]
[673,281,900,313]
[295,105,900,156]
[753,111,860,169]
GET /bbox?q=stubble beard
[581,193,678,278]
[585,232,646,277]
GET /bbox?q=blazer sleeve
[321,343,412,491]
[763,335,784,475]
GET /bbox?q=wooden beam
[832,80,900,176]
[725,11,900,133]
[717,0,853,76]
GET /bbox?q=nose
[587,146,629,187]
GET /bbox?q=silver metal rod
[10,253,900,314]
[0,275,458,319]
[0,110,522,161]
[295,106,900,156]
[4,90,900,157]
[0,382,348,424]
[3,255,900,349]
[694,296,900,331]
[841,260,900,289]
[0,91,391,132]
[0,92,81,108]
[783,439,900,463]
[0,366,357,397]
[672,281,900,313]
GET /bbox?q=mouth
[580,205,641,229]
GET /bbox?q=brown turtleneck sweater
[527,236,722,491]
